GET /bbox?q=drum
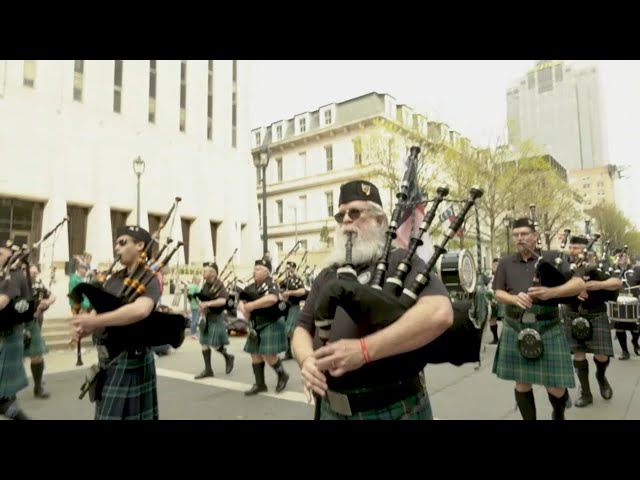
[606,295,640,332]
[437,249,477,294]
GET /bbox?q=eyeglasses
[334,208,369,224]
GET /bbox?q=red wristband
[360,337,371,363]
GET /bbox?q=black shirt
[201,277,228,318]
[240,277,280,320]
[94,267,162,343]
[492,250,577,306]
[296,247,450,389]
[278,274,306,305]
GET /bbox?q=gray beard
[324,224,387,268]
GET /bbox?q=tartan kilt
[23,319,49,357]
[95,349,158,420]
[284,304,300,336]
[244,317,288,355]
[319,389,433,420]
[492,315,576,388]
[562,309,614,356]
[0,327,28,398]
[199,314,230,347]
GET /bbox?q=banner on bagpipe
[313,146,486,369]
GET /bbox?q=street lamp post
[503,216,512,256]
[132,156,146,227]
[253,145,270,256]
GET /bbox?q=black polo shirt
[492,250,575,307]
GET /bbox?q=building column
[40,153,69,266]
[191,215,214,265]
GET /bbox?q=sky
[249,60,640,226]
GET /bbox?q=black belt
[97,343,148,361]
[326,376,424,415]
[504,317,560,336]
[505,305,557,321]
[565,308,606,317]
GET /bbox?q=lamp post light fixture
[253,145,270,256]
[503,215,512,256]
[132,156,146,227]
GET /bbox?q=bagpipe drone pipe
[313,145,486,367]
[68,198,189,350]
[0,217,68,328]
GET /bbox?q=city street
[12,327,640,420]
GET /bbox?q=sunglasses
[334,208,369,224]
[116,239,130,247]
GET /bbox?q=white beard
[324,224,387,268]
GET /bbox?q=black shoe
[619,351,630,360]
[633,344,640,356]
[34,386,50,399]
[596,375,613,400]
[276,371,289,393]
[224,354,235,375]
[194,370,214,379]
[244,384,267,396]
[574,393,593,408]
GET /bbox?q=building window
[300,240,307,250]
[537,67,553,94]
[231,60,238,148]
[113,60,123,113]
[23,60,36,88]
[210,221,221,259]
[324,109,332,125]
[276,125,282,140]
[298,195,307,222]
[276,157,283,182]
[527,71,535,89]
[0,198,43,260]
[298,152,307,177]
[325,145,333,171]
[255,132,261,146]
[353,137,362,165]
[326,191,334,217]
[555,64,563,82]
[276,241,283,255]
[73,60,84,102]
[67,205,89,260]
[148,60,157,123]
[276,200,283,223]
[207,60,213,140]
[179,60,187,132]
[298,117,306,133]
[181,218,192,264]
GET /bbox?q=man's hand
[512,292,533,309]
[198,301,209,313]
[300,355,328,400]
[70,312,100,341]
[577,290,589,301]
[314,338,366,378]
[585,280,601,292]
[527,286,554,302]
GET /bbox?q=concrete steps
[41,317,93,352]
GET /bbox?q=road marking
[155,368,312,405]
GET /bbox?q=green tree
[585,202,640,254]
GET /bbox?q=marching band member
[71,226,162,420]
[194,262,235,379]
[492,217,585,420]
[291,179,453,420]
[278,261,306,360]
[238,259,290,395]
[0,243,31,420]
[616,253,640,359]
[562,236,618,408]
[24,264,57,399]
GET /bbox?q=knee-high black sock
[202,349,213,373]
[490,324,498,341]
[514,389,536,420]
[616,331,629,353]
[31,361,44,389]
[548,389,569,420]
[573,359,591,398]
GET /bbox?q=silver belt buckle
[96,345,109,361]
[522,312,536,324]
[326,390,353,416]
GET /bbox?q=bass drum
[436,249,477,294]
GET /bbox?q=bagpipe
[68,198,188,350]
[0,217,68,329]
[313,145,485,367]
[194,248,238,313]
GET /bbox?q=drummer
[614,252,640,359]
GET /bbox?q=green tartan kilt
[492,315,576,388]
[199,314,230,347]
[284,304,300,336]
[95,349,159,420]
[0,327,28,398]
[244,317,288,355]
[562,309,614,356]
[319,389,433,420]
[23,319,49,357]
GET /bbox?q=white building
[0,60,260,275]
[506,60,609,171]
[250,91,491,269]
